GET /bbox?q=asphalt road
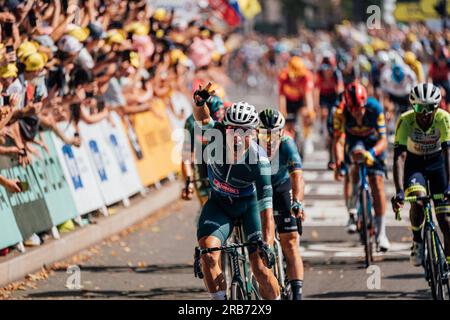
[4,86,433,300]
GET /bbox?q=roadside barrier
[0,104,182,252]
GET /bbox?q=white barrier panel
[102,112,143,197]
[79,121,129,206]
[168,91,192,131]
[51,123,105,215]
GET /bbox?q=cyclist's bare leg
[300,107,313,140]
[198,236,226,295]
[279,232,304,280]
[368,175,386,218]
[249,252,280,299]
[408,191,426,243]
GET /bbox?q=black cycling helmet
[258,108,286,130]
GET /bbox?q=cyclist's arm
[393,117,408,193]
[285,137,305,203]
[438,112,450,185]
[192,93,212,126]
[279,94,287,117]
[371,112,388,156]
[332,106,345,167]
[255,156,274,246]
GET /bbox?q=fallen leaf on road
[138,261,147,268]
[111,251,118,257]
[151,226,160,232]
[123,247,131,253]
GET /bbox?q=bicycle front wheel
[230,279,247,300]
[360,189,373,267]
[425,229,443,300]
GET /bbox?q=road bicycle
[350,157,375,267]
[272,211,303,300]
[395,193,450,300]
[194,220,274,300]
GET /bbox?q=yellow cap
[211,51,222,62]
[404,51,417,65]
[67,26,90,42]
[106,30,126,45]
[0,63,18,78]
[17,41,39,61]
[24,52,47,72]
[153,8,167,22]
[129,51,140,68]
[155,29,165,39]
[371,38,388,51]
[200,29,211,38]
[407,33,417,43]
[126,22,149,36]
[170,49,187,64]
[288,56,306,77]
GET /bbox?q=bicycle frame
[194,223,261,300]
[353,160,374,266]
[396,193,450,299]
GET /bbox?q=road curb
[0,181,182,288]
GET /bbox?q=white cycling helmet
[376,50,389,64]
[409,83,442,107]
[223,101,259,129]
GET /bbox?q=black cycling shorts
[286,99,305,123]
[404,152,448,205]
[273,179,298,234]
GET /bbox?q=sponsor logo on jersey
[213,179,239,194]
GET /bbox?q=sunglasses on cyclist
[257,130,282,142]
[225,125,255,132]
[412,103,437,114]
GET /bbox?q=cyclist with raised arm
[181,86,225,205]
[333,81,390,251]
[258,108,305,300]
[278,56,315,155]
[392,83,450,266]
[315,53,344,170]
[192,84,280,300]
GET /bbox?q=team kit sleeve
[394,115,408,150]
[438,110,450,148]
[333,104,345,137]
[375,109,387,138]
[284,137,303,174]
[255,157,273,211]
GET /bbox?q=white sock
[375,215,386,239]
[210,290,226,300]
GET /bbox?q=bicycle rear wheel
[360,189,373,267]
[425,229,443,300]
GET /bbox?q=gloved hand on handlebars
[257,240,275,269]
[363,149,376,166]
[290,199,305,221]
[391,190,405,212]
